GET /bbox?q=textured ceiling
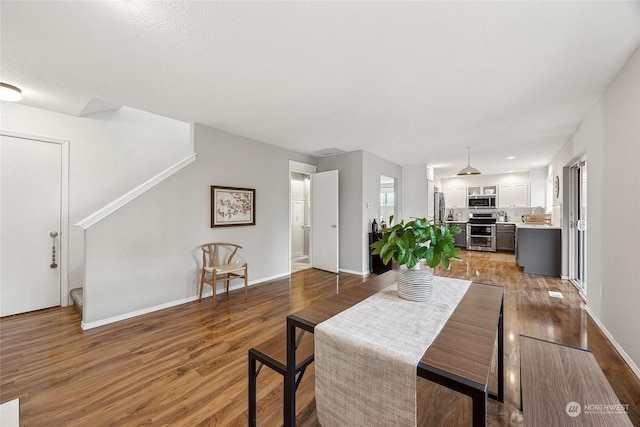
[2,1,639,176]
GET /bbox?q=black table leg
[284,318,297,427]
[248,351,257,427]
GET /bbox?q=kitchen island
[515,224,561,276]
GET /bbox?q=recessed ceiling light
[0,82,23,102]
[531,162,538,166]
[507,156,515,160]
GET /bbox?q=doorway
[1,131,69,316]
[568,158,587,297]
[290,172,311,272]
[380,175,396,226]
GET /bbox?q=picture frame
[211,186,255,227]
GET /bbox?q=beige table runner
[315,276,471,427]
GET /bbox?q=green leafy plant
[370,216,462,270]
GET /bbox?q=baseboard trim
[585,305,640,380]
[81,273,289,330]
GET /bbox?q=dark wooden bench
[520,335,632,426]
[248,330,314,427]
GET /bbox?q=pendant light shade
[457,147,481,176]
[0,82,23,102]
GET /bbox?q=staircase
[69,288,83,317]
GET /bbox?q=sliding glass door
[569,158,587,296]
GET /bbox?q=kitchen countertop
[515,223,561,229]
[444,220,560,229]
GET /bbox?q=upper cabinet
[467,185,496,196]
[498,183,529,207]
[443,187,466,208]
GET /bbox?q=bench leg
[472,390,488,427]
[248,351,257,427]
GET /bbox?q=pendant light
[0,82,23,102]
[457,147,481,176]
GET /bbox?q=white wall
[83,124,317,325]
[1,103,191,291]
[402,165,429,221]
[549,45,640,373]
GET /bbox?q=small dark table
[283,271,504,427]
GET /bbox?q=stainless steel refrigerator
[434,191,446,224]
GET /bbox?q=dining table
[283,270,504,427]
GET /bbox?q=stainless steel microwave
[468,195,496,209]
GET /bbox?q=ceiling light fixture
[457,147,481,176]
[0,82,23,102]
[507,156,515,160]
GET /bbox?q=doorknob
[331,224,337,228]
[50,231,58,268]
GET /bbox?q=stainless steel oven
[466,213,497,252]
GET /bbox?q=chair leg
[199,270,206,301]
[244,266,248,302]
[212,273,217,309]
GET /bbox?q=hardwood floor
[1,251,639,426]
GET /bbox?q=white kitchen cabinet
[498,184,529,207]
[443,187,466,208]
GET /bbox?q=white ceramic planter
[397,264,434,301]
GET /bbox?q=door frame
[288,161,317,273]
[2,129,70,307]
[568,157,587,298]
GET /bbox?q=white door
[1,134,62,316]
[311,170,339,273]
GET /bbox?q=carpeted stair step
[69,288,83,317]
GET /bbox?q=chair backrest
[201,243,243,267]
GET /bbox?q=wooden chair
[199,243,248,308]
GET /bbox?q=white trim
[81,273,290,330]
[585,305,640,380]
[1,129,70,308]
[76,153,197,229]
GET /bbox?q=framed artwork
[211,186,255,227]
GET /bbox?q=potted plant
[370,216,462,301]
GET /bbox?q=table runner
[314,276,471,427]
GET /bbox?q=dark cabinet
[496,224,516,251]
[369,233,392,274]
[447,222,467,249]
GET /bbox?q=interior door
[311,170,339,273]
[1,134,62,316]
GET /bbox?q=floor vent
[548,291,564,299]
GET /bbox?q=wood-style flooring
[1,250,639,426]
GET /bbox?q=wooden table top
[287,270,504,389]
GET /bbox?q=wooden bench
[520,335,632,427]
[248,330,315,427]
